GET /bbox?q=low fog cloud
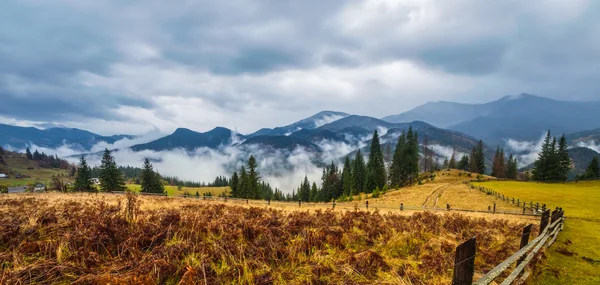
[576,140,600,153]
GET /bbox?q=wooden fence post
[539,210,550,235]
[551,208,559,224]
[298,200,301,207]
[246,199,249,204]
[493,203,496,214]
[488,205,491,212]
[365,200,369,210]
[267,199,270,205]
[536,203,539,213]
[400,203,404,211]
[447,204,451,211]
[332,200,336,209]
[452,237,477,285]
[517,224,533,265]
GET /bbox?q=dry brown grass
[0,191,536,285]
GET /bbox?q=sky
[1,0,600,136]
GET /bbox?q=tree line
[74,149,165,193]
[25,147,70,169]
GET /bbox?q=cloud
[505,134,547,167]
[576,140,600,153]
[428,144,467,160]
[2,0,600,135]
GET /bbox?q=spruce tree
[310,182,318,202]
[230,171,239,197]
[300,175,310,202]
[403,127,420,185]
[557,135,571,182]
[99,149,126,192]
[352,150,366,194]
[458,155,469,171]
[247,155,261,199]
[389,132,406,187]
[74,156,93,192]
[364,130,386,192]
[141,158,164,193]
[448,149,457,169]
[583,156,599,179]
[26,147,33,160]
[532,131,552,181]
[491,146,505,178]
[238,166,248,198]
[505,154,518,179]
[341,156,353,197]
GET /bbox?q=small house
[34,184,45,192]
[90,178,100,185]
[0,173,7,179]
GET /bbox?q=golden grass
[125,184,230,197]
[473,180,600,285]
[0,192,536,284]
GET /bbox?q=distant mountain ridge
[382,94,600,146]
[0,123,132,150]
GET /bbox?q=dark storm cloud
[1,0,599,134]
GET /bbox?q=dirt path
[422,184,449,208]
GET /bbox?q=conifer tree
[99,149,126,192]
[389,132,406,187]
[26,147,33,160]
[352,150,366,194]
[403,127,420,185]
[247,155,261,199]
[458,155,469,171]
[74,156,93,192]
[299,175,310,202]
[364,130,386,192]
[491,146,506,178]
[448,149,457,169]
[341,156,353,196]
[141,158,164,193]
[238,166,248,198]
[532,131,553,181]
[230,171,239,197]
[505,154,518,179]
[557,135,571,182]
[584,156,600,179]
[469,140,486,174]
[310,182,318,202]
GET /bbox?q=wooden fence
[464,181,547,215]
[452,208,565,285]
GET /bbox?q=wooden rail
[451,208,565,285]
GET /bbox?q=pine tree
[458,155,469,171]
[26,148,33,160]
[583,156,599,179]
[310,182,318,202]
[352,150,366,194]
[505,154,518,179]
[247,155,261,199]
[74,156,94,192]
[364,130,386,193]
[99,149,126,192]
[230,171,239,197]
[403,127,420,185]
[141,158,164,193]
[532,131,553,181]
[491,146,506,178]
[389,132,406,187]
[448,149,457,169]
[469,140,486,174]
[341,156,353,196]
[238,166,248,198]
[299,175,310,202]
[557,135,571,182]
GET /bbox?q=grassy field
[472,180,600,285]
[125,184,230,197]
[0,156,71,187]
[0,192,535,284]
[346,169,522,213]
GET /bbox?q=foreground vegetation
[472,180,600,285]
[0,193,534,284]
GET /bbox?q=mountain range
[383,93,600,146]
[1,94,599,177]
